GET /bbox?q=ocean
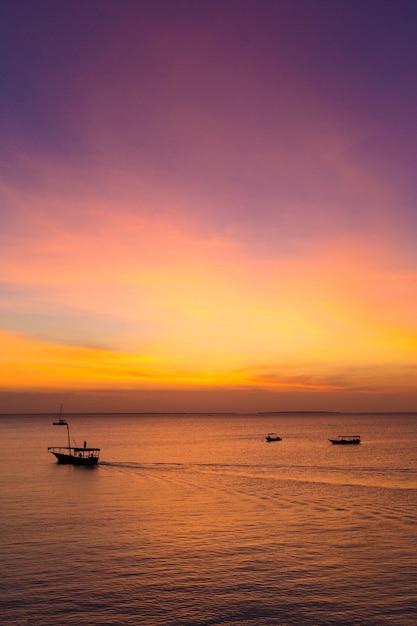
[1,412,416,625]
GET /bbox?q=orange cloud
[1,177,417,404]
[1,328,416,400]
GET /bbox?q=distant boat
[52,404,67,426]
[266,433,282,442]
[48,411,100,466]
[329,435,361,445]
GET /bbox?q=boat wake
[98,459,417,491]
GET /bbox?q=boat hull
[51,451,99,466]
[329,439,360,445]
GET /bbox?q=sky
[1,0,416,413]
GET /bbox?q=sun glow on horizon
[1,193,417,406]
[1,2,417,412]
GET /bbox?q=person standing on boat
[84,440,87,448]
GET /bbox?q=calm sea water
[1,412,416,625]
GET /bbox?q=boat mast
[66,423,71,450]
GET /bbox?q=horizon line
[1,411,416,416]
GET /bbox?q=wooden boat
[329,435,360,445]
[266,433,282,442]
[48,413,100,466]
[48,445,100,465]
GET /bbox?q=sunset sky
[1,0,416,413]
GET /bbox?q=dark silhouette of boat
[48,411,100,466]
[52,404,67,426]
[329,435,361,445]
[266,433,282,442]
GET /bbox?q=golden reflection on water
[1,413,416,625]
